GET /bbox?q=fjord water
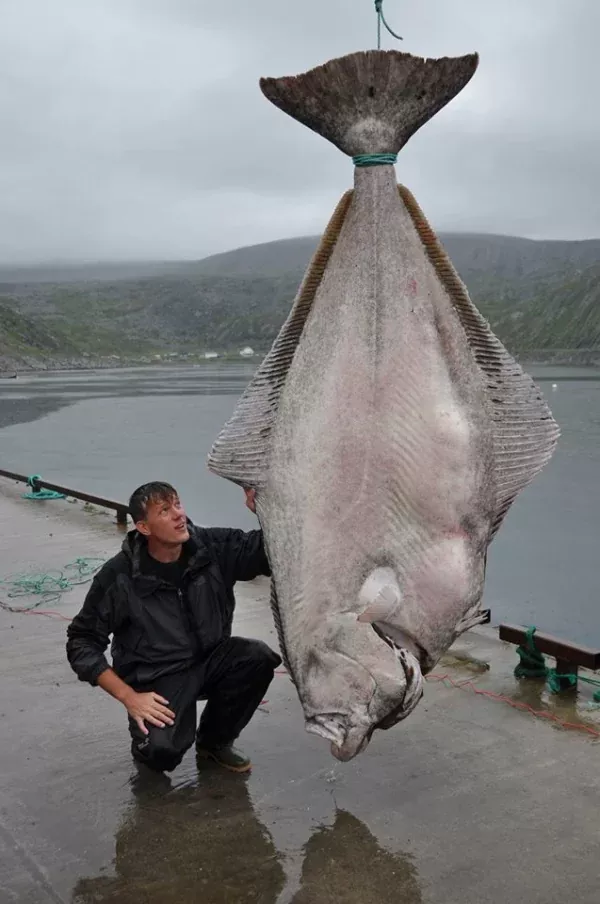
[0,362,598,646]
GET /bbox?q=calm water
[0,362,598,645]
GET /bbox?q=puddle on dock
[436,635,600,740]
[70,763,423,904]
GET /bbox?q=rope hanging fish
[353,3,404,168]
[375,0,403,49]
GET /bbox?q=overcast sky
[1,0,599,263]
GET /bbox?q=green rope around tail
[514,626,600,701]
[352,153,398,167]
[22,474,65,501]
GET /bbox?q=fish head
[302,621,425,762]
[302,552,488,761]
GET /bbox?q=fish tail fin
[259,49,478,158]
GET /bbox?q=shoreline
[0,353,265,377]
[2,344,600,378]
[1,356,599,390]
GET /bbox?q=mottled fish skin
[207,50,559,761]
[257,164,495,758]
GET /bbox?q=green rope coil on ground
[22,474,65,501]
[0,557,104,611]
[352,153,398,167]
[514,626,600,701]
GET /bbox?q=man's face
[137,493,189,545]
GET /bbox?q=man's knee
[131,733,184,773]
[231,637,282,675]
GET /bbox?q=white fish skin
[207,51,560,761]
[256,164,495,760]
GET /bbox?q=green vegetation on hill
[0,300,79,370]
[491,263,600,352]
[1,230,599,371]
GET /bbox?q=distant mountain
[0,260,192,286]
[193,232,600,283]
[1,230,599,371]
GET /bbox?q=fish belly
[260,168,495,678]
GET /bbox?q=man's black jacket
[66,522,271,688]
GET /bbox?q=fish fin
[259,50,478,158]
[269,581,296,685]
[206,189,353,487]
[399,184,560,540]
[357,567,402,624]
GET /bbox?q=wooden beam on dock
[499,623,600,672]
[0,468,129,526]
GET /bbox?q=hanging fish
[207,49,559,761]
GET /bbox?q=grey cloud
[1,0,599,263]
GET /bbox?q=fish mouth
[374,637,424,730]
[305,637,424,762]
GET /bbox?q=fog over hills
[1,230,600,371]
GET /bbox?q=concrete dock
[1,474,599,904]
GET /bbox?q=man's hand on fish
[244,487,257,513]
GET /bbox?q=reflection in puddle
[72,768,286,903]
[290,808,422,904]
[71,767,422,904]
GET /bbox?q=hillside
[0,301,82,371]
[1,230,600,371]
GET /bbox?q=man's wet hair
[129,482,179,524]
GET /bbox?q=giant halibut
[207,49,560,761]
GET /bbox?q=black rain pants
[128,637,281,772]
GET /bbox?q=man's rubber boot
[196,743,252,773]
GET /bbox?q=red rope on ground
[426,672,600,739]
[0,604,72,620]
[27,609,73,620]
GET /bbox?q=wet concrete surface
[2,477,600,903]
